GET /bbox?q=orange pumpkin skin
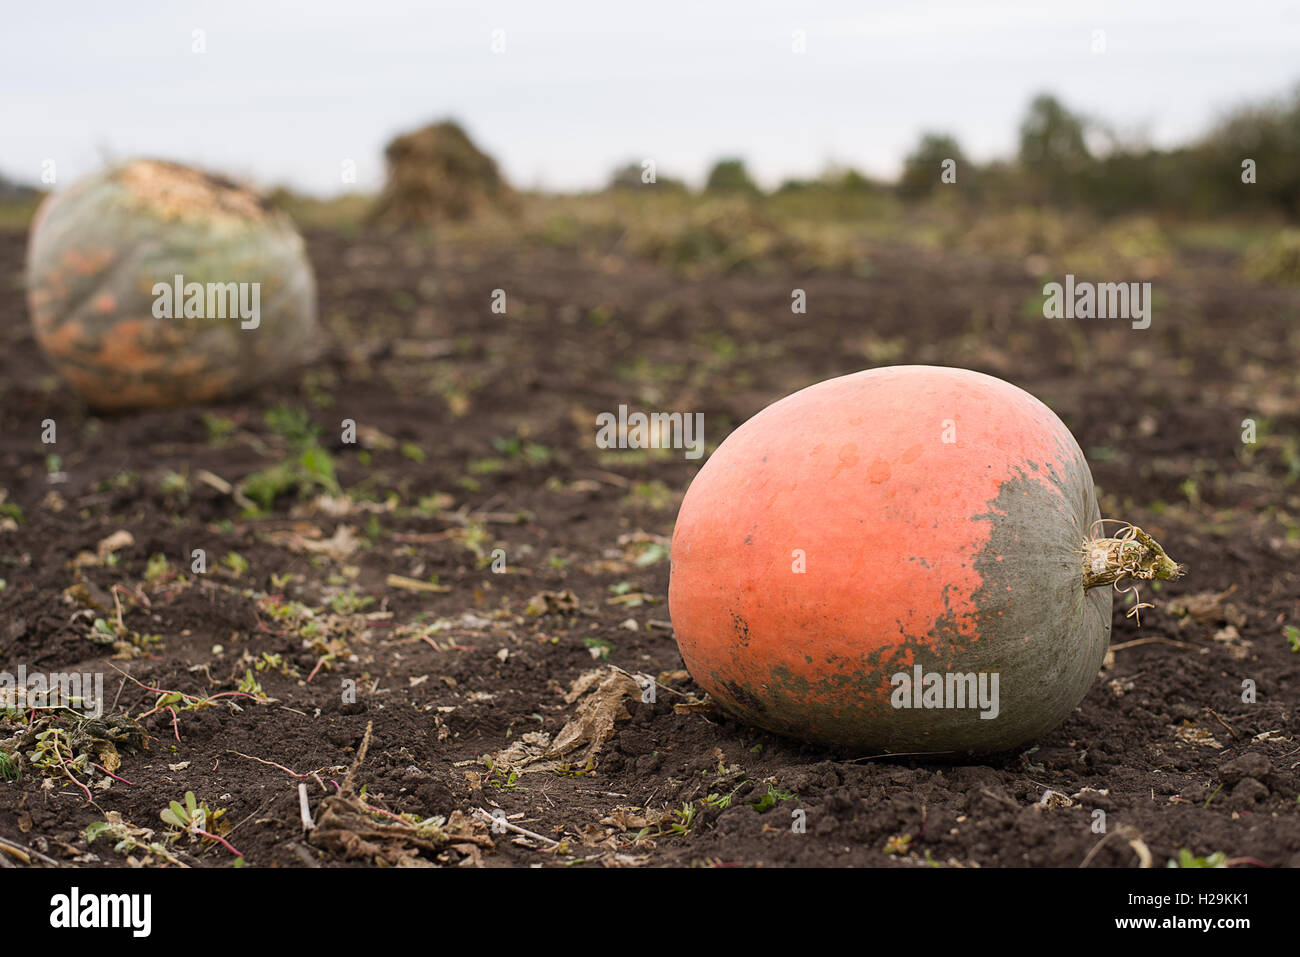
[25,160,318,410]
[669,365,1111,755]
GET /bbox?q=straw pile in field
[368,120,512,227]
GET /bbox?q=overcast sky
[4,1,1300,195]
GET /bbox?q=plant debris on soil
[1,208,1299,868]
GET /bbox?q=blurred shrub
[1196,88,1300,219]
[626,197,787,272]
[705,158,761,195]
[954,208,1172,277]
[1066,216,1174,279]
[777,166,883,196]
[936,86,1300,220]
[957,207,1070,260]
[607,161,687,192]
[1244,229,1300,284]
[899,132,968,199]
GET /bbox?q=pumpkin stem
[1082,522,1184,591]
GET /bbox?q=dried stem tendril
[1082,521,1185,625]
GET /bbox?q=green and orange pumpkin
[25,159,318,410]
[668,365,1182,755]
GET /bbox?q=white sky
[3,1,1299,195]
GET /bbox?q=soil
[1,221,1298,868]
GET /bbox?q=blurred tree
[705,158,761,195]
[1018,94,1092,204]
[835,167,881,193]
[607,161,686,191]
[0,173,38,199]
[776,166,879,195]
[1196,86,1300,218]
[899,132,968,199]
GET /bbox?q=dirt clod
[1218,752,1272,786]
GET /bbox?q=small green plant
[329,591,375,615]
[634,542,670,566]
[202,413,237,442]
[1168,848,1228,868]
[160,792,210,831]
[490,435,553,465]
[623,480,674,510]
[458,522,492,564]
[750,783,795,813]
[661,790,741,836]
[583,636,612,660]
[883,833,914,855]
[144,553,172,582]
[482,756,521,790]
[237,670,267,699]
[1284,625,1300,653]
[265,404,320,447]
[159,470,190,505]
[102,469,138,491]
[86,816,186,866]
[160,791,242,858]
[491,767,520,790]
[0,750,19,781]
[237,405,340,513]
[550,756,597,778]
[242,445,339,513]
[127,671,263,726]
[88,616,162,656]
[10,713,146,801]
[415,492,454,516]
[253,652,299,677]
[667,801,702,835]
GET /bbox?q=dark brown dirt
[2,221,1299,868]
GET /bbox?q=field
[2,193,1299,868]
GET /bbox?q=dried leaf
[1171,721,1223,749]
[525,589,578,617]
[1167,587,1245,628]
[492,667,639,774]
[542,668,640,765]
[97,530,135,558]
[386,573,452,594]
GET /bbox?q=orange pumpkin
[669,365,1178,755]
[25,160,318,410]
